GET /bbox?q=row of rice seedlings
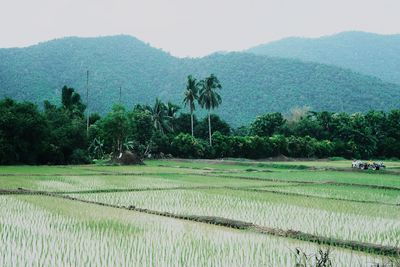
[0,195,387,266]
[1,174,191,192]
[223,170,400,188]
[0,165,95,175]
[36,175,184,192]
[255,184,400,204]
[9,172,280,193]
[80,164,211,175]
[68,189,400,247]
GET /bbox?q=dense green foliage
[250,112,285,136]
[0,86,88,164]
[0,99,48,164]
[1,35,400,126]
[247,31,400,85]
[1,85,399,164]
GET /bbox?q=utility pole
[86,70,90,136]
[119,86,122,105]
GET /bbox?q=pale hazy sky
[0,0,399,57]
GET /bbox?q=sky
[0,0,399,57]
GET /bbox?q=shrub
[69,149,90,164]
[171,133,205,158]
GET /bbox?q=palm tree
[88,137,105,159]
[198,74,222,146]
[166,102,181,132]
[145,98,171,133]
[183,75,199,137]
[166,102,180,118]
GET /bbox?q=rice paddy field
[1,159,399,266]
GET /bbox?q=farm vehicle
[351,160,385,170]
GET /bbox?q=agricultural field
[1,159,399,266]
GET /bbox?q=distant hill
[1,35,400,126]
[246,31,400,85]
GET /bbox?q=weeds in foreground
[373,252,400,267]
[293,248,333,267]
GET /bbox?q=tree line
[1,75,399,165]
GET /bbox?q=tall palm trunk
[208,111,212,146]
[190,103,194,137]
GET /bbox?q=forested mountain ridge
[246,31,400,85]
[1,35,400,126]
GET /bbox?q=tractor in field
[351,160,385,170]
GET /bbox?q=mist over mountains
[247,31,400,85]
[1,33,399,126]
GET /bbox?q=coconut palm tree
[166,102,180,117]
[145,98,171,134]
[183,75,199,137]
[166,102,181,132]
[198,74,222,146]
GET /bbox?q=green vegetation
[1,85,400,164]
[198,74,222,146]
[1,194,386,266]
[0,160,398,265]
[0,87,88,164]
[1,35,400,126]
[183,75,199,137]
[261,184,400,205]
[247,31,400,85]
[226,170,400,188]
[70,188,399,246]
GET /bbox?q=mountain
[246,31,400,85]
[1,35,400,126]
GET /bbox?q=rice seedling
[68,189,400,247]
[220,169,400,188]
[1,161,399,266]
[0,195,388,267]
[0,172,287,192]
[255,184,400,205]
